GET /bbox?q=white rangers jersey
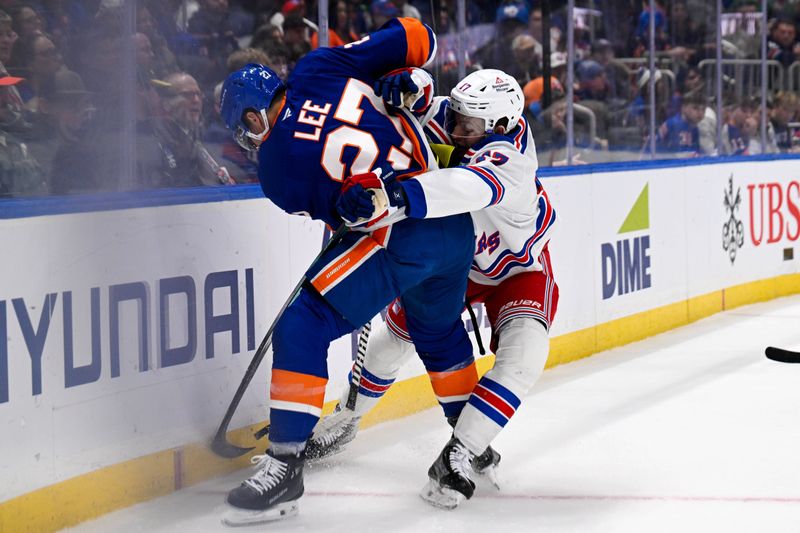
[402,97,557,286]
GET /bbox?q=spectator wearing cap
[311,0,359,49]
[590,38,629,103]
[370,0,399,31]
[656,91,704,154]
[474,0,529,75]
[269,0,307,32]
[767,17,800,68]
[507,33,540,86]
[575,60,608,101]
[47,68,107,195]
[0,72,44,197]
[575,59,610,142]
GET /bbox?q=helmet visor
[444,106,488,147]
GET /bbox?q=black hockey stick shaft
[211,224,348,458]
[765,346,800,363]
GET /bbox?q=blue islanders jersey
[657,114,699,153]
[256,18,438,228]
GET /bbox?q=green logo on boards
[618,183,649,234]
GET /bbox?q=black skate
[305,405,361,460]
[472,445,501,489]
[420,437,476,509]
[222,450,304,526]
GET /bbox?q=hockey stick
[345,321,371,410]
[211,224,348,458]
[765,346,800,363]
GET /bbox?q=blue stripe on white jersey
[464,166,505,206]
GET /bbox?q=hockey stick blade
[209,224,348,459]
[765,346,800,363]
[211,428,254,458]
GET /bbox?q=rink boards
[1,155,799,532]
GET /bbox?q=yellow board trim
[2,273,799,532]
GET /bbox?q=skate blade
[419,479,466,510]
[479,465,501,490]
[221,501,299,526]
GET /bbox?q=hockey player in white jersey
[317,68,559,509]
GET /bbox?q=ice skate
[420,437,476,510]
[221,450,304,526]
[472,445,501,489]
[305,404,361,460]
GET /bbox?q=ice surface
[64,295,800,533]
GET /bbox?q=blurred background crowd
[1,0,799,198]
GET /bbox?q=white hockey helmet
[447,69,524,137]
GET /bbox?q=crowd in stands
[2,0,800,198]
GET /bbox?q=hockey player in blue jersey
[217,18,478,525]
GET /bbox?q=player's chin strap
[465,297,486,356]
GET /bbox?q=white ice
[64,295,800,533]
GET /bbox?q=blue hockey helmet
[220,63,285,150]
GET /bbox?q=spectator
[226,47,270,73]
[11,5,42,41]
[528,5,560,56]
[259,41,289,79]
[310,0,359,49]
[0,72,44,197]
[590,38,629,103]
[632,0,668,56]
[7,33,68,113]
[269,0,306,33]
[187,0,241,73]
[0,9,15,67]
[529,97,567,153]
[250,22,283,50]
[134,32,157,81]
[474,0,529,73]
[657,92,705,154]
[667,0,705,59]
[47,68,106,195]
[768,17,800,67]
[722,97,757,155]
[522,74,564,120]
[370,0,399,31]
[575,59,611,140]
[394,0,420,20]
[144,71,226,188]
[137,5,179,80]
[769,91,799,152]
[668,65,703,117]
[282,12,310,68]
[507,33,539,86]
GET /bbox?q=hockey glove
[336,166,408,229]
[373,68,434,112]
